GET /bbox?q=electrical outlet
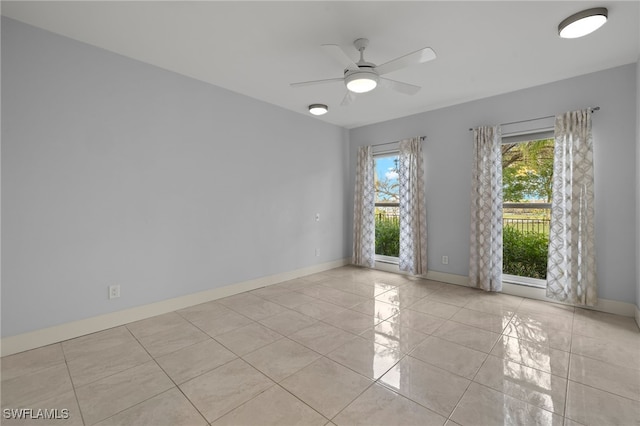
[108,285,120,299]
[315,213,320,222]
[442,256,449,265]
[315,248,320,257]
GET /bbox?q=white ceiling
[2,1,639,129]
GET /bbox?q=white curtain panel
[469,126,503,292]
[353,145,375,268]
[546,109,597,306]
[398,137,428,275]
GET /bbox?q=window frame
[501,129,554,288]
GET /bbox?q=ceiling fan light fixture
[345,71,378,93]
[308,104,328,115]
[558,7,608,38]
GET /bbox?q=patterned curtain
[353,145,375,267]
[469,126,503,292]
[546,109,597,306]
[398,138,428,275]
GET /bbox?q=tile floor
[2,266,639,425]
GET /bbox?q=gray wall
[636,58,640,311]
[1,18,350,337]
[349,63,638,304]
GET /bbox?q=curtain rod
[467,106,600,131]
[371,136,426,148]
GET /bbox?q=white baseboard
[0,258,350,357]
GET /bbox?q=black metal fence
[503,203,551,235]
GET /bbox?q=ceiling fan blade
[341,91,357,106]
[376,47,436,75]
[378,77,421,95]
[321,44,359,71]
[290,77,344,88]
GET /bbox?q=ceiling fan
[290,38,436,105]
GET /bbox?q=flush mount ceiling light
[308,104,328,115]
[558,7,608,38]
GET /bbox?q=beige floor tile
[258,309,318,336]
[327,336,403,380]
[66,339,152,387]
[250,284,293,299]
[464,299,518,317]
[474,355,567,414]
[399,280,445,296]
[491,336,569,377]
[319,279,380,298]
[451,382,563,426]
[510,310,574,333]
[188,310,254,337]
[62,326,136,360]
[1,344,65,382]
[379,355,470,417]
[410,336,487,379]
[292,299,347,320]
[323,309,383,334]
[334,383,446,426]
[126,313,187,340]
[1,364,73,409]
[349,299,400,322]
[409,299,461,319]
[6,267,640,426]
[94,388,207,426]
[470,292,524,310]
[359,320,429,354]
[518,299,575,319]
[433,320,500,353]
[565,380,640,426]
[278,276,322,287]
[229,298,292,321]
[243,338,321,382]
[130,317,210,358]
[428,289,476,307]
[215,322,282,355]
[155,339,237,384]
[1,390,83,426]
[266,291,319,308]
[503,320,572,352]
[314,287,371,309]
[288,322,358,354]
[572,309,640,343]
[75,361,174,425]
[211,385,327,426]
[216,292,265,310]
[280,357,372,418]
[571,333,640,370]
[569,353,640,401]
[176,301,233,324]
[374,287,428,308]
[180,358,274,423]
[384,309,445,335]
[450,308,512,333]
[297,273,333,284]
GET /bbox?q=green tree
[502,139,554,202]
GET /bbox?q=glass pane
[502,138,553,280]
[374,155,399,257]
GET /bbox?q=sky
[375,155,399,201]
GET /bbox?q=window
[374,153,400,262]
[501,132,554,287]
